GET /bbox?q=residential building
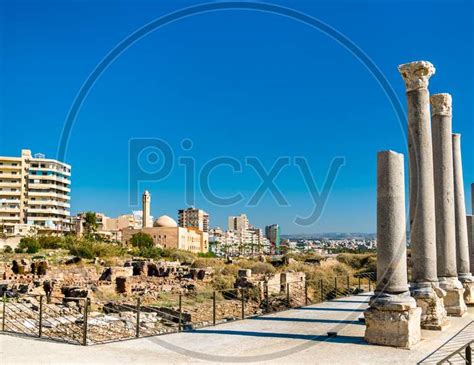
[178,207,209,232]
[0,149,71,234]
[265,224,281,252]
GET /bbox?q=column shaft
[376,151,409,293]
[431,94,457,278]
[452,134,472,279]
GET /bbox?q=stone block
[115,276,131,295]
[238,269,252,278]
[413,290,449,330]
[444,288,468,316]
[463,281,474,305]
[364,306,422,348]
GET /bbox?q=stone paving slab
[1,293,473,364]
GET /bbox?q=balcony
[0,182,21,188]
[27,191,70,200]
[0,164,22,170]
[27,199,70,208]
[0,173,22,179]
[29,166,71,177]
[0,207,20,213]
[28,174,71,185]
[0,190,21,196]
[27,207,70,216]
[28,182,71,193]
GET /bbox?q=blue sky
[1,0,473,234]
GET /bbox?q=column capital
[431,93,452,116]
[398,61,436,92]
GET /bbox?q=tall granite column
[398,60,448,330]
[431,94,467,316]
[469,183,474,275]
[364,151,421,348]
[452,134,474,304]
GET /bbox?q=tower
[142,190,151,228]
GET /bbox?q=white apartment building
[0,149,71,234]
[178,207,209,232]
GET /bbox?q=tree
[83,212,98,237]
[130,232,154,249]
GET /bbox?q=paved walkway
[1,293,473,364]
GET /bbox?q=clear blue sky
[1,0,473,234]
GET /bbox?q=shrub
[18,237,40,254]
[137,246,163,259]
[237,259,276,275]
[130,232,154,249]
[66,238,125,258]
[198,251,216,258]
[161,248,196,263]
[212,275,235,291]
[38,236,64,249]
[3,245,12,253]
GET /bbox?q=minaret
[142,190,151,228]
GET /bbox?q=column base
[364,293,421,349]
[439,277,468,316]
[462,281,474,305]
[410,283,449,330]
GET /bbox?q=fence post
[358,276,361,291]
[304,281,308,306]
[2,292,6,332]
[135,298,141,338]
[39,295,43,338]
[320,279,324,302]
[265,283,269,313]
[212,291,216,326]
[466,344,471,365]
[334,277,338,298]
[286,283,290,307]
[82,298,89,346]
[241,289,245,320]
[346,276,350,295]
[178,294,182,332]
[368,276,372,292]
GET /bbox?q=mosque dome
[153,215,178,228]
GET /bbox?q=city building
[208,214,271,256]
[178,207,209,232]
[122,215,209,253]
[0,149,71,234]
[121,191,209,254]
[265,224,281,252]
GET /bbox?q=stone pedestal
[463,281,474,305]
[364,293,421,349]
[412,285,450,330]
[439,277,467,316]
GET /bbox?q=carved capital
[398,61,436,92]
[430,93,452,116]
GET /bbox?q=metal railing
[1,271,375,346]
[436,341,472,365]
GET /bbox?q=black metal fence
[1,271,375,346]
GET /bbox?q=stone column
[398,61,448,329]
[364,151,421,348]
[469,183,474,275]
[431,94,467,316]
[452,134,474,304]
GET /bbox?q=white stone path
[1,293,473,364]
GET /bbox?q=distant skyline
[1,0,473,233]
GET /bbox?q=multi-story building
[265,224,281,252]
[178,207,209,232]
[0,149,71,234]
